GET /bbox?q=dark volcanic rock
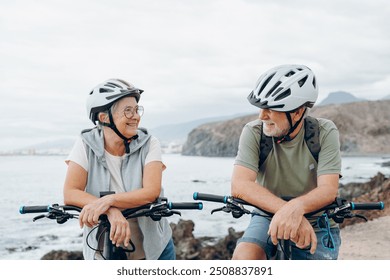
[41,250,83,260]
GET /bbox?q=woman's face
[112,96,141,138]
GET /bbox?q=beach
[339,215,390,260]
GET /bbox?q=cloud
[1,0,389,150]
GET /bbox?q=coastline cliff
[182,100,390,157]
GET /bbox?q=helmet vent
[265,81,281,98]
[105,82,122,89]
[312,76,316,88]
[271,87,284,97]
[298,76,308,87]
[99,88,114,93]
[274,89,291,101]
[259,73,275,94]
[285,71,295,77]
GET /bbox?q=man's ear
[292,107,306,121]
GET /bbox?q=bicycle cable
[86,222,135,260]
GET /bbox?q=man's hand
[291,217,317,254]
[268,199,305,243]
[268,199,317,254]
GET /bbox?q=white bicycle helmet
[87,79,143,124]
[248,64,318,112]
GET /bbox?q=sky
[1,0,389,151]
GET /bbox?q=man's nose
[259,109,269,120]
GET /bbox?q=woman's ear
[98,112,109,123]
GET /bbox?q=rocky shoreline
[41,173,389,260]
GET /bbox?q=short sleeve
[65,136,88,171]
[145,136,163,165]
[234,121,261,172]
[317,119,342,176]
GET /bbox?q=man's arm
[231,164,286,213]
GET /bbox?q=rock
[41,250,83,260]
[198,227,243,260]
[170,219,202,260]
[170,219,243,260]
[339,172,390,228]
[182,115,255,157]
[381,161,390,167]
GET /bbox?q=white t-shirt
[66,135,163,260]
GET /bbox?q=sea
[0,154,389,260]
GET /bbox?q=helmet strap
[99,111,138,153]
[276,108,306,143]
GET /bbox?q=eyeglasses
[317,214,335,250]
[123,105,144,119]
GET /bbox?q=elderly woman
[63,79,174,260]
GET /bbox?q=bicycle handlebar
[169,202,203,210]
[20,198,203,219]
[350,201,384,210]
[193,192,228,203]
[20,201,205,215]
[193,192,258,208]
[19,205,50,214]
[19,205,82,214]
[193,192,385,222]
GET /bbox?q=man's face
[258,109,290,137]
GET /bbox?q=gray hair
[96,100,121,128]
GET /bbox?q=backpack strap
[258,116,320,169]
[259,124,274,170]
[304,116,321,163]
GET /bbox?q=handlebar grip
[19,205,50,214]
[351,201,384,210]
[193,192,227,203]
[168,202,203,210]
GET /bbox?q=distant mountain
[182,100,390,157]
[149,113,247,145]
[381,94,390,100]
[7,137,76,155]
[318,91,365,106]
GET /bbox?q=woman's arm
[108,160,164,209]
[63,160,132,246]
[73,160,164,226]
[63,161,95,207]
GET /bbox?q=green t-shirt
[234,117,341,197]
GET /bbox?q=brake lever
[32,214,46,222]
[211,206,227,215]
[353,214,368,222]
[167,210,181,216]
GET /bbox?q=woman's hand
[106,208,131,247]
[79,195,114,228]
